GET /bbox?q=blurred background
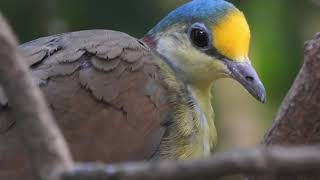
[1,0,320,170]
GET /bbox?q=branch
[246,33,320,180]
[0,13,73,180]
[61,146,320,180]
[263,33,320,145]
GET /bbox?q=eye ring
[188,23,211,49]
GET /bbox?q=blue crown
[148,0,236,35]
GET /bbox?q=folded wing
[0,30,170,180]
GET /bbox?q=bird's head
[143,0,266,103]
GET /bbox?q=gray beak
[226,60,266,103]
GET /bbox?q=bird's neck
[188,84,215,127]
[149,53,217,160]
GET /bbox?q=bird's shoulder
[0,30,171,167]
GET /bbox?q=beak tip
[226,60,267,104]
[256,88,267,104]
[260,95,267,104]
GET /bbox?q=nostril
[245,76,254,82]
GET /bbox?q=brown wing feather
[0,30,170,180]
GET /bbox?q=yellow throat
[155,56,217,160]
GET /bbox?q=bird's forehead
[211,10,250,61]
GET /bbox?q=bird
[0,0,266,179]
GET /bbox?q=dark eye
[189,27,209,48]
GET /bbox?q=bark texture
[248,33,320,180]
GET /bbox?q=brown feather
[0,30,170,180]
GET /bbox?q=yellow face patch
[212,10,250,61]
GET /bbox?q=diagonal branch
[263,32,320,146]
[0,13,73,180]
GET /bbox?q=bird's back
[0,30,171,180]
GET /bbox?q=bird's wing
[0,30,170,179]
